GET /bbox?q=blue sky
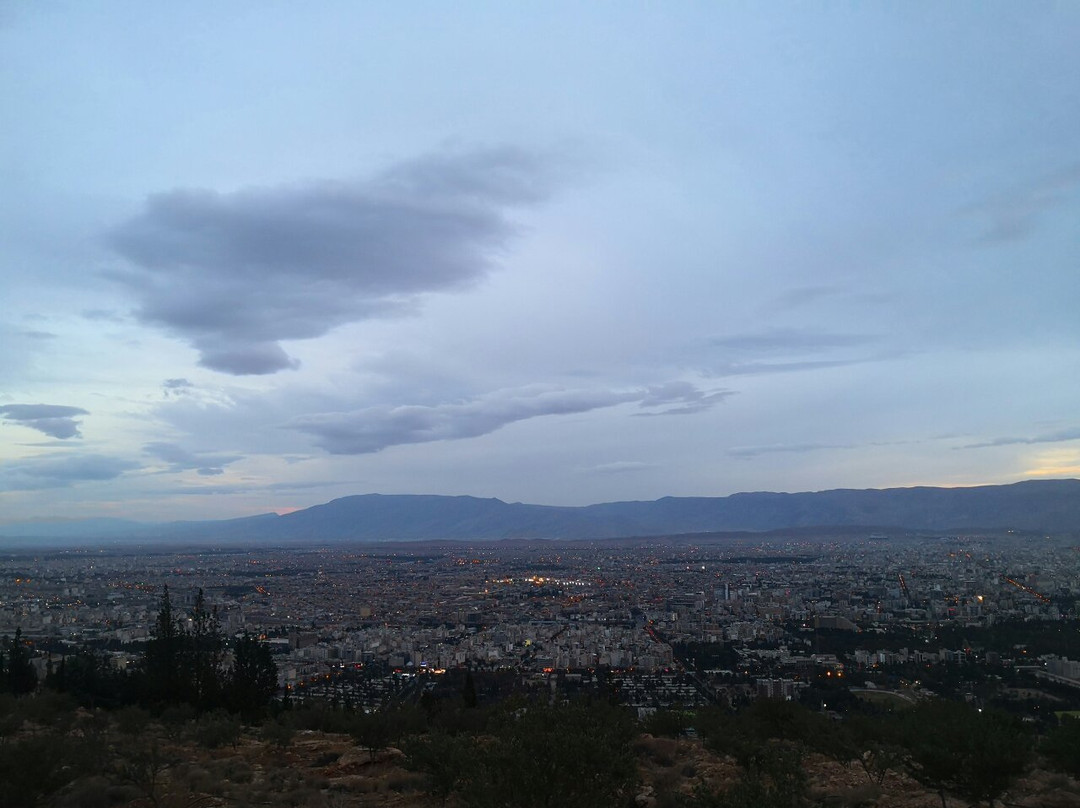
[2,2,1079,522]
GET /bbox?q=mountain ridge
[2,479,1078,545]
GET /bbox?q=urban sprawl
[3,532,1079,715]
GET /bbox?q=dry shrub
[635,734,681,767]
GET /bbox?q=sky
[2,2,1079,523]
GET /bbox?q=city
[4,530,1079,718]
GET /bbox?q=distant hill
[1,479,1078,546]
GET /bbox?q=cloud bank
[0,454,139,491]
[0,404,89,439]
[107,147,556,374]
[144,442,242,476]
[960,427,1080,450]
[289,382,728,454]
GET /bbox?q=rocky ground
[58,726,1080,808]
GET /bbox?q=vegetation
[45,586,280,719]
[0,629,38,695]
[1043,715,1080,778]
[0,591,1073,807]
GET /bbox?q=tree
[45,648,132,709]
[455,699,639,808]
[1,629,37,695]
[140,586,233,713]
[846,714,905,786]
[462,669,478,708]
[225,634,279,719]
[187,588,224,711]
[1043,716,1080,778]
[693,742,807,808]
[141,585,186,706]
[111,739,173,808]
[403,731,476,806]
[900,700,1032,808]
[0,734,80,808]
[350,710,394,761]
[261,715,295,750]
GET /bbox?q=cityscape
[4,528,1078,714]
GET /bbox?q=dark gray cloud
[107,147,556,375]
[0,453,139,492]
[0,403,89,439]
[288,382,726,454]
[959,427,1080,450]
[143,441,242,476]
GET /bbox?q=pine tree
[225,634,279,719]
[3,629,37,695]
[142,585,185,704]
[187,589,224,711]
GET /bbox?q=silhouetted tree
[1043,716,1080,777]
[187,588,224,710]
[45,648,133,708]
[900,699,1032,808]
[350,709,395,760]
[1,629,37,695]
[402,731,476,806]
[462,669,478,708]
[225,633,279,719]
[141,585,186,706]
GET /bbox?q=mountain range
[2,479,1079,546]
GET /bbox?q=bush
[1042,716,1080,778]
[262,716,296,749]
[195,712,242,749]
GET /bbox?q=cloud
[81,308,126,323]
[730,436,928,458]
[162,378,194,397]
[0,453,139,492]
[288,382,727,454]
[0,404,90,439]
[171,480,353,496]
[706,357,880,377]
[699,327,904,378]
[768,286,843,311]
[699,329,896,378]
[959,427,1080,450]
[635,381,735,415]
[106,146,559,375]
[143,441,242,476]
[710,328,879,353]
[728,441,853,458]
[970,164,1080,242]
[579,461,656,475]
